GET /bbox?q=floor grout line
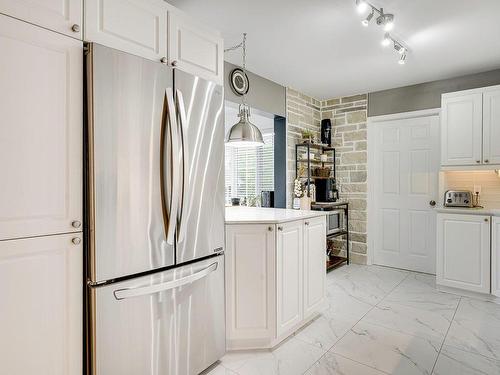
[301,267,411,374]
[429,296,462,375]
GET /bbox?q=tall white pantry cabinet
[0,9,83,375]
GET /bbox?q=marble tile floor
[204,264,500,375]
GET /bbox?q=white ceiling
[169,0,500,100]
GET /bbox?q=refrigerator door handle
[113,262,218,300]
[164,88,180,245]
[175,89,189,243]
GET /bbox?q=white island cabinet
[225,207,326,350]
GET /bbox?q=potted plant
[301,129,315,143]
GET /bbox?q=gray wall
[368,68,500,117]
[224,61,286,117]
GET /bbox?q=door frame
[367,108,441,266]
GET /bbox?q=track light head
[393,42,406,54]
[356,0,368,13]
[377,13,394,31]
[362,10,374,26]
[398,53,407,65]
[381,33,391,47]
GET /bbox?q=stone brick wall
[285,88,368,264]
[285,88,321,208]
[321,94,368,265]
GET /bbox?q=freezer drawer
[88,255,225,375]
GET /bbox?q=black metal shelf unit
[294,142,336,197]
[326,202,349,271]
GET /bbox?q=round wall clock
[229,68,250,96]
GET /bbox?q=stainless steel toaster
[444,190,474,207]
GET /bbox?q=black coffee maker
[315,178,339,202]
[321,119,332,146]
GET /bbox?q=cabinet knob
[171,60,178,67]
[72,220,81,228]
[304,221,309,226]
[160,57,168,64]
[476,160,481,163]
[429,200,436,207]
[71,24,80,33]
[485,159,489,163]
[72,237,81,245]
[485,218,489,222]
[268,226,273,232]
[277,226,283,231]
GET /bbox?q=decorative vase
[300,196,311,210]
[293,197,300,210]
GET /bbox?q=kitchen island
[225,207,327,350]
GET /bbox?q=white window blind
[225,133,274,205]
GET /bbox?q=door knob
[72,220,81,228]
[160,57,168,64]
[429,200,436,206]
[171,60,178,67]
[72,237,81,245]
[71,24,80,33]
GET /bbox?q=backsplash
[441,170,500,208]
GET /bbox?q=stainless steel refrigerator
[85,43,225,375]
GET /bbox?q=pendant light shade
[224,33,264,147]
[226,104,264,147]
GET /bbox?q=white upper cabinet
[84,0,169,63]
[436,213,490,294]
[482,87,500,165]
[441,84,500,167]
[0,15,82,241]
[0,233,82,375]
[303,216,326,319]
[84,0,224,84]
[441,91,483,166]
[0,0,82,38]
[169,11,224,85]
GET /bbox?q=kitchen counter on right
[436,206,500,216]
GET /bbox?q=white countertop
[436,206,500,216]
[225,207,328,224]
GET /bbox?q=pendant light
[225,33,264,147]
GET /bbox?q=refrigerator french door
[85,44,225,375]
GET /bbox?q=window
[225,133,274,205]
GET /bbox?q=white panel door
[225,224,275,348]
[0,233,82,375]
[0,0,82,38]
[84,0,169,62]
[441,92,483,166]
[303,216,326,319]
[437,214,490,294]
[276,220,303,338]
[0,15,82,241]
[483,88,500,165]
[169,11,223,85]
[492,217,500,297]
[372,115,440,273]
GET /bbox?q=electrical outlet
[474,185,482,195]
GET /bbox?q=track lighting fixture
[362,10,374,26]
[354,1,409,64]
